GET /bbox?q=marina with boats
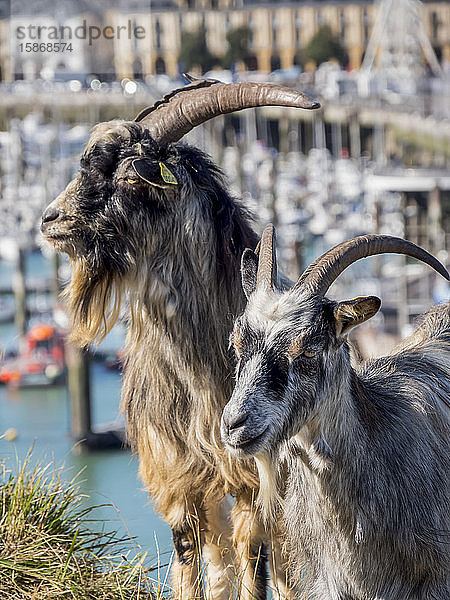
[0,0,449,566]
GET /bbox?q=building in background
[112,0,450,79]
[0,0,115,82]
[0,0,449,82]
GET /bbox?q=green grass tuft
[0,450,166,599]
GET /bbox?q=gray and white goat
[221,225,450,600]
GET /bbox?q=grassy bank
[0,451,164,599]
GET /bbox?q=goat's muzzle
[221,400,270,457]
[40,193,75,251]
[41,196,62,235]
[41,203,61,227]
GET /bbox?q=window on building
[271,55,280,71]
[295,13,301,46]
[431,11,440,42]
[317,9,324,28]
[272,11,278,47]
[0,0,11,18]
[155,56,166,75]
[246,55,258,71]
[363,7,370,43]
[133,57,143,80]
[155,19,162,50]
[339,9,346,42]
[248,14,254,46]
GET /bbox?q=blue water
[0,251,172,569]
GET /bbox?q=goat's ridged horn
[256,224,278,290]
[293,235,450,298]
[134,75,320,145]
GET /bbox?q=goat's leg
[169,499,236,600]
[203,496,235,600]
[231,491,268,600]
[135,435,234,600]
[168,504,207,600]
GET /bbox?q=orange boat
[0,324,66,388]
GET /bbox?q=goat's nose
[42,205,61,224]
[222,411,249,434]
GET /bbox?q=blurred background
[0,0,449,571]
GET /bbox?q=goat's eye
[126,177,139,184]
[303,350,316,358]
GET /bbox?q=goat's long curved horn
[256,224,278,290]
[293,235,449,298]
[134,74,320,145]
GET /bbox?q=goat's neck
[294,348,373,477]
[126,233,252,389]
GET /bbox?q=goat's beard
[63,257,125,347]
[254,449,284,525]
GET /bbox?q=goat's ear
[333,296,381,337]
[241,248,258,299]
[132,158,178,188]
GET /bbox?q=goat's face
[221,247,381,458]
[40,120,238,345]
[221,289,339,457]
[41,122,193,274]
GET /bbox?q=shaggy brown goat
[41,77,319,600]
[222,226,450,599]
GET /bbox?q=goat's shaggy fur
[287,302,450,599]
[42,123,288,600]
[222,263,449,599]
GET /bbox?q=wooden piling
[13,247,27,339]
[66,342,92,443]
[51,249,93,445]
